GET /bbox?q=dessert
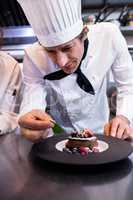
[64,129,99,155]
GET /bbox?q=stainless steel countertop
[0,131,133,200]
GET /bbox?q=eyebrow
[45,42,74,51]
[62,44,74,49]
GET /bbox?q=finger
[122,129,129,140]
[122,127,133,140]
[32,110,55,123]
[104,123,111,136]
[110,120,119,137]
[116,124,125,139]
[129,128,133,140]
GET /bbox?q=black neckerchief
[43,39,95,95]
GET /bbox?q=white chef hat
[17,0,83,47]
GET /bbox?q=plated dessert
[63,129,100,155]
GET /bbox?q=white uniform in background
[20,22,133,133]
[0,51,22,112]
[0,51,22,134]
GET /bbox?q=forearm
[20,83,47,115]
[116,94,133,126]
[110,24,133,125]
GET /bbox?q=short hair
[78,26,89,41]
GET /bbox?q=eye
[62,46,73,52]
[46,50,55,54]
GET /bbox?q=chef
[0,29,22,134]
[17,0,133,141]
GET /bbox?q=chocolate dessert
[64,129,99,155]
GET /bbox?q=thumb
[33,110,55,122]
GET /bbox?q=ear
[82,26,89,41]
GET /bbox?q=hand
[104,115,131,139]
[18,109,55,141]
[20,128,50,142]
[19,109,55,130]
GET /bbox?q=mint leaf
[52,123,64,135]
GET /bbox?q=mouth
[63,61,77,73]
[65,65,73,71]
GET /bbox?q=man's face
[45,38,84,74]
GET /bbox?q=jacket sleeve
[0,62,22,113]
[20,50,47,115]
[110,24,133,125]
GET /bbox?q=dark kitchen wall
[0,0,28,26]
[107,0,133,7]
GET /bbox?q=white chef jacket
[20,22,133,134]
[0,51,22,113]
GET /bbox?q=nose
[56,52,69,68]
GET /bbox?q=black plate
[31,134,133,166]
